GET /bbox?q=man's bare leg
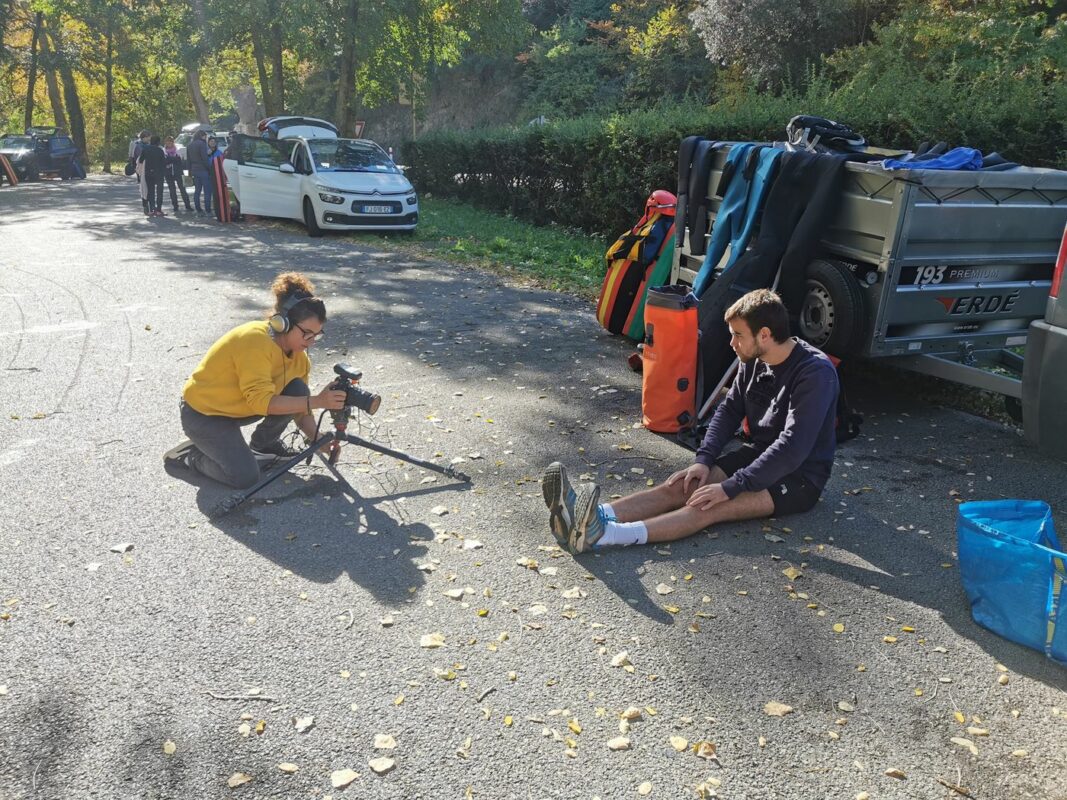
[642,489,776,544]
[607,467,729,522]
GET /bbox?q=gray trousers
[180,378,309,489]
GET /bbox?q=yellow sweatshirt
[183,321,311,418]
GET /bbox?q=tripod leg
[212,434,337,517]
[341,434,471,482]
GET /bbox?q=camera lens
[346,385,381,415]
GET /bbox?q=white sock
[594,520,648,548]
[600,503,616,520]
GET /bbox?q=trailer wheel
[800,259,867,357]
[1004,395,1023,424]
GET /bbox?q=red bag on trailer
[0,154,18,187]
[211,157,231,222]
[641,285,697,433]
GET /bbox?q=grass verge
[340,197,608,298]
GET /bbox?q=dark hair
[724,289,790,343]
[150,135,161,146]
[270,271,326,325]
[193,130,206,140]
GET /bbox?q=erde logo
[936,292,1019,315]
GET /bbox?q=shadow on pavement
[16,176,1065,691]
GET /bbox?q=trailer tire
[800,258,867,357]
[1004,395,1023,424]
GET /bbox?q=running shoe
[568,483,605,555]
[542,462,576,548]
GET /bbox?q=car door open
[238,139,298,218]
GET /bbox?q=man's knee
[654,479,689,506]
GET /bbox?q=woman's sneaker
[568,483,605,554]
[542,462,576,548]
[250,439,300,463]
[163,439,196,469]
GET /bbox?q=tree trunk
[37,24,68,131]
[103,22,114,173]
[186,68,211,124]
[23,11,43,131]
[45,21,87,160]
[335,0,359,136]
[250,29,274,114]
[268,22,285,113]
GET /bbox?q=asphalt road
[1,176,1065,800]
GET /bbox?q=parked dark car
[1,127,84,181]
[0,134,39,181]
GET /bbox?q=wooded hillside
[0,0,1063,170]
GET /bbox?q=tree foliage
[689,0,899,89]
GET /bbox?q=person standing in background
[187,129,212,216]
[131,130,151,215]
[138,135,167,217]
[163,135,193,213]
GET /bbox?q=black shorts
[713,443,822,516]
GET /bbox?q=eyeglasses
[294,321,324,342]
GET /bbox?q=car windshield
[1,136,32,149]
[308,139,398,173]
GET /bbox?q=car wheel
[26,165,39,182]
[799,258,868,357]
[303,197,324,238]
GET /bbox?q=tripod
[212,402,471,517]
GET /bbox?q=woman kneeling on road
[164,272,347,488]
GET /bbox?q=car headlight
[406,194,417,206]
[315,184,345,204]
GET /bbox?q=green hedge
[404,79,1066,239]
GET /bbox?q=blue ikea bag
[957,500,1067,663]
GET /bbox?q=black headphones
[268,292,314,335]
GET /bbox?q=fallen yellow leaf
[331,768,360,788]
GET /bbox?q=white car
[222,122,417,237]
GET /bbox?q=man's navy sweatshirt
[695,338,839,498]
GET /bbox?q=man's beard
[738,343,765,363]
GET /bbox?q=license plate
[361,204,393,214]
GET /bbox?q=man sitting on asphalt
[543,288,840,553]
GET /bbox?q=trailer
[672,143,1067,454]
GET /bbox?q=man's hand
[666,463,711,495]
[314,386,347,411]
[686,483,729,511]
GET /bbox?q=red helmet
[645,189,677,216]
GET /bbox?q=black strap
[675,136,705,249]
[686,140,720,256]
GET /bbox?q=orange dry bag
[641,286,697,433]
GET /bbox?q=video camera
[331,363,381,415]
